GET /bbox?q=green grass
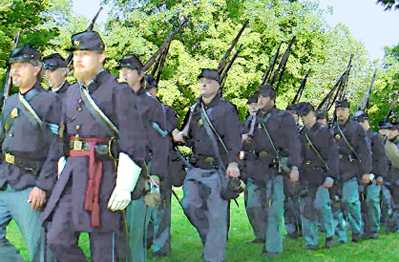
[6,190,399,262]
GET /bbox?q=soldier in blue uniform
[42,31,146,262]
[353,111,387,238]
[331,100,372,242]
[296,102,339,249]
[241,94,267,244]
[172,68,241,262]
[241,85,302,256]
[379,120,399,232]
[118,55,169,262]
[42,53,70,99]
[0,45,60,262]
[145,74,174,257]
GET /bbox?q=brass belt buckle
[5,153,15,165]
[73,140,83,151]
[204,156,215,166]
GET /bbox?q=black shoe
[288,232,300,239]
[262,251,280,257]
[325,237,335,249]
[248,238,265,244]
[153,251,170,258]
[352,233,363,243]
[305,245,319,251]
[365,232,379,239]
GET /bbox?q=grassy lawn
[6,189,399,262]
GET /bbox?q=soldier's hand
[172,129,185,143]
[322,177,334,189]
[361,174,372,184]
[242,133,249,142]
[28,187,46,210]
[376,176,384,185]
[226,162,240,178]
[289,166,299,183]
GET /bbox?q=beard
[74,64,98,84]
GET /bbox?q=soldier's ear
[98,52,106,64]
[33,63,42,77]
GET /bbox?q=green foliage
[368,43,399,127]
[0,0,59,91]
[101,0,374,123]
[0,0,392,127]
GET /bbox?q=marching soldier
[316,111,329,128]
[242,85,302,256]
[42,31,146,262]
[353,111,387,238]
[296,102,338,249]
[145,74,174,257]
[172,68,241,262]
[42,53,70,99]
[379,120,399,232]
[331,99,372,242]
[0,45,60,262]
[118,55,169,262]
[241,94,267,244]
[284,104,302,239]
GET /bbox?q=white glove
[108,152,141,211]
[57,157,67,178]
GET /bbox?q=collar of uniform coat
[258,106,277,118]
[85,69,108,94]
[20,81,42,101]
[200,93,222,109]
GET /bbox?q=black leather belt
[3,152,42,176]
[68,139,117,160]
[191,155,219,170]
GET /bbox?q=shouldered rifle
[261,43,282,86]
[317,54,353,112]
[66,7,103,67]
[358,69,377,111]
[220,44,243,87]
[1,32,20,109]
[291,70,310,104]
[270,36,296,92]
[217,20,249,75]
[337,54,353,101]
[143,17,188,72]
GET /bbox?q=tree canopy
[0,0,397,127]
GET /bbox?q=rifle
[1,32,21,109]
[336,54,353,101]
[261,43,282,86]
[220,44,243,88]
[291,70,310,104]
[273,36,296,92]
[217,20,249,75]
[143,17,188,72]
[317,54,353,112]
[66,7,103,66]
[358,68,377,111]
